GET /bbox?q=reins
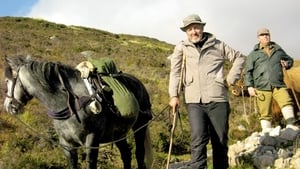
[9,103,170,151]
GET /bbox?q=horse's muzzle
[4,97,24,115]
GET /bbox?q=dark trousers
[187,102,230,169]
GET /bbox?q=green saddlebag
[89,57,139,118]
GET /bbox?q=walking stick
[166,54,186,169]
[282,65,300,111]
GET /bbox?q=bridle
[5,66,33,113]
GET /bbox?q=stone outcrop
[229,128,300,169]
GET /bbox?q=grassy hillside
[0,17,299,169]
[0,17,175,169]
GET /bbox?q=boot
[282,105,299,131]
[260,120,272,135]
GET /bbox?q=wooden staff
[166,54,186,169]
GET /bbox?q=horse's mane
[24,59,80,91]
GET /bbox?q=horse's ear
[4,55,12,67]
[5,55,25,71]
[4,55,8,63]
[4,55,14,79]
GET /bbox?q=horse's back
[116,73,151,112]
[285,66,300,92]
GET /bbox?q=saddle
[76,59,139,119]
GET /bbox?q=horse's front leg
[59,139,78,169]
[86,133,99,169]
[115,138,132,169]
[63,148,78,169]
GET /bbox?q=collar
[256,41,276,50]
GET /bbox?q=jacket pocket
[184,75,193,86]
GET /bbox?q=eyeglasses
[259,33,270,36]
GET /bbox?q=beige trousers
[256,87,293,120]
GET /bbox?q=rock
[274,157,291,169]
[290,149,300,169]
[280,128,300,141]
[228,128,300,169]
[253,154,275,169]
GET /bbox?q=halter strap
[8,66,32,106]
[55,64,82,123]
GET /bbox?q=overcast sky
[1,0,300,59]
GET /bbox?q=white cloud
[27,0,300,58]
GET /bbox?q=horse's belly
[53,119,87,145]
[99,116,136,143]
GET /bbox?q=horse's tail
[144,127,154,168]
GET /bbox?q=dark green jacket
[244,42,293,90]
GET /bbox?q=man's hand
[169,96,180,114]
[224,79,232,88]
[247,87,256,96]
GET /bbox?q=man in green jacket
[169,14,245,169]
[244,28,299,135]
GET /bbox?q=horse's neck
[67,75,89,97]
[19,65,87,112]
[53,63,89,97]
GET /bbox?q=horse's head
[4,56,33,114]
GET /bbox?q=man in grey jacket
[168,14,245,169]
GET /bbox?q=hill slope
[0,17,298,169]
[0,17,183,169]
[0,16,174,112]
